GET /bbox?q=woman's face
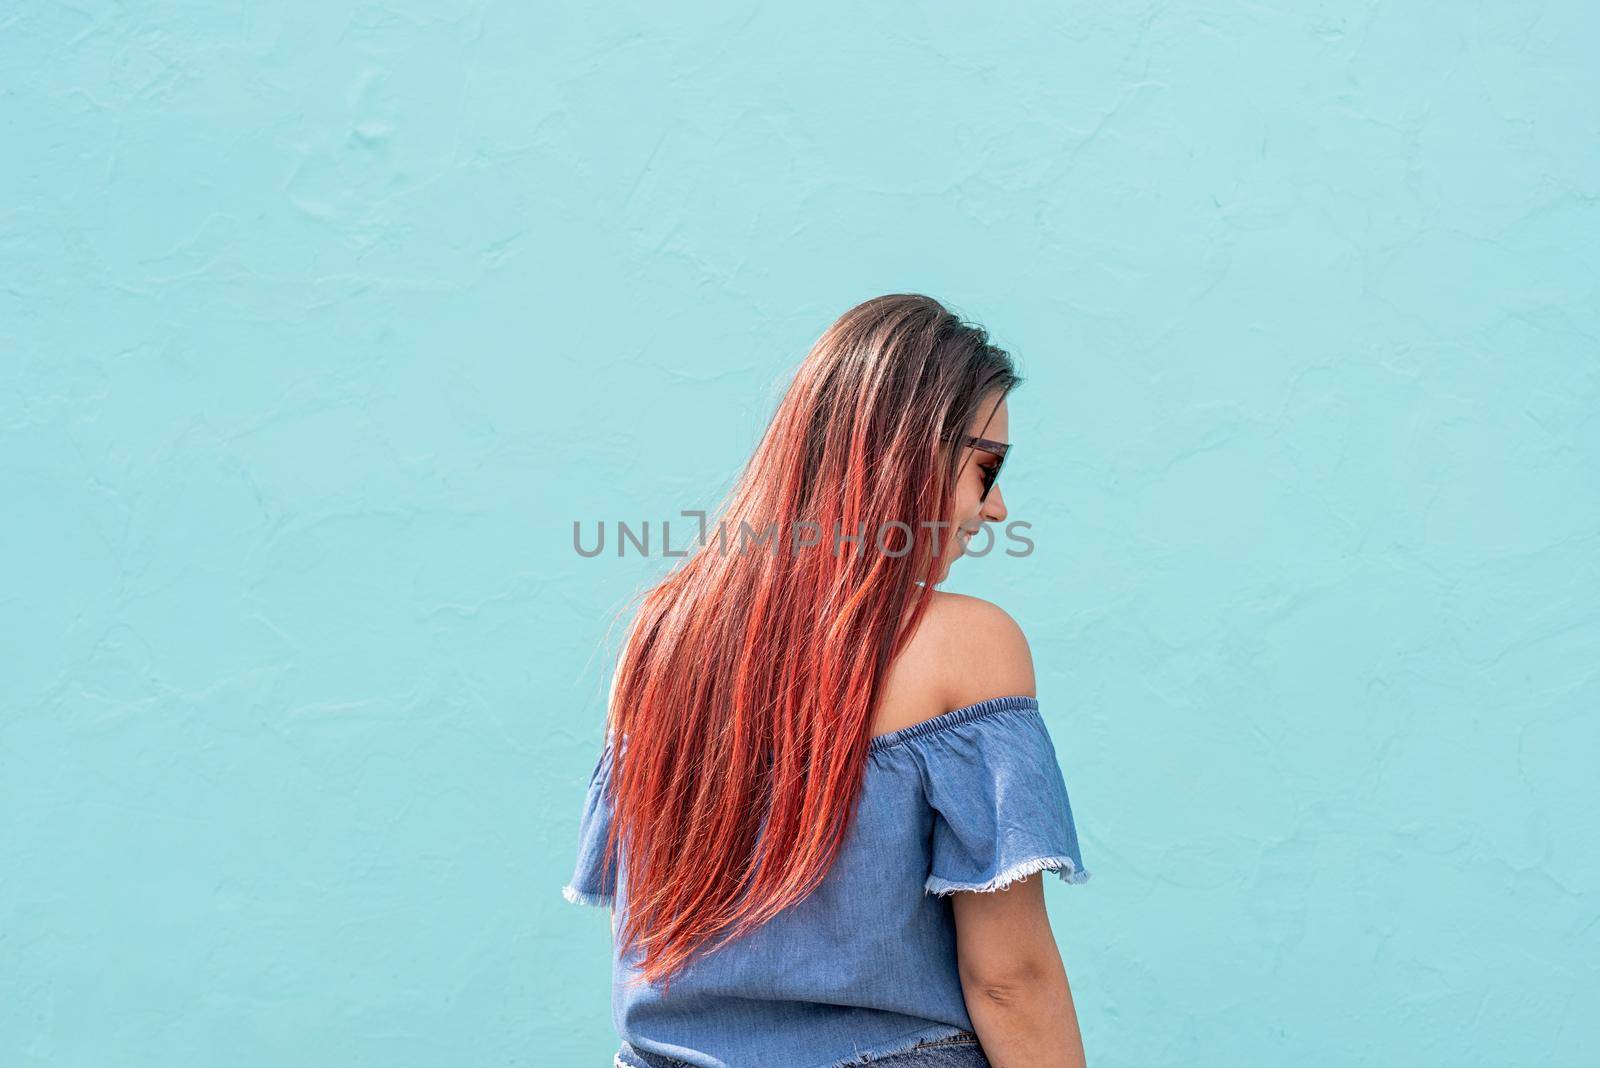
[933,393,1010,584]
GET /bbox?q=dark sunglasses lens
[982,455,1004,499]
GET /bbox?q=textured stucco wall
[3,3,1597,1066]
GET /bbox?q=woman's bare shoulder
[871,591,1037,739]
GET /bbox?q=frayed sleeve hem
[924,855,1091,896]
[562,883,616,907]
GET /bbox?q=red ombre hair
[601,294,1021,993]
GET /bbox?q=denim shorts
[613,1029,991,1068]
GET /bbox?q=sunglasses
[942,432,1010,503]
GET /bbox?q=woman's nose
[982,484,1007,522]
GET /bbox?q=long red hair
[601,293,1021,992]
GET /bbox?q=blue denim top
[562,694,1090,1068]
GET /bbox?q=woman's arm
[931,594,1087,1066]
[953,874,1087,1068]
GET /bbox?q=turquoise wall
[3,3,1596,1065]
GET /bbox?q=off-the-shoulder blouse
[562,694,1091,1068]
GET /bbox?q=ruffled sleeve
[561,731,618,907]
[913,696,1090,896]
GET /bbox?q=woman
[564,294,1092,1068]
